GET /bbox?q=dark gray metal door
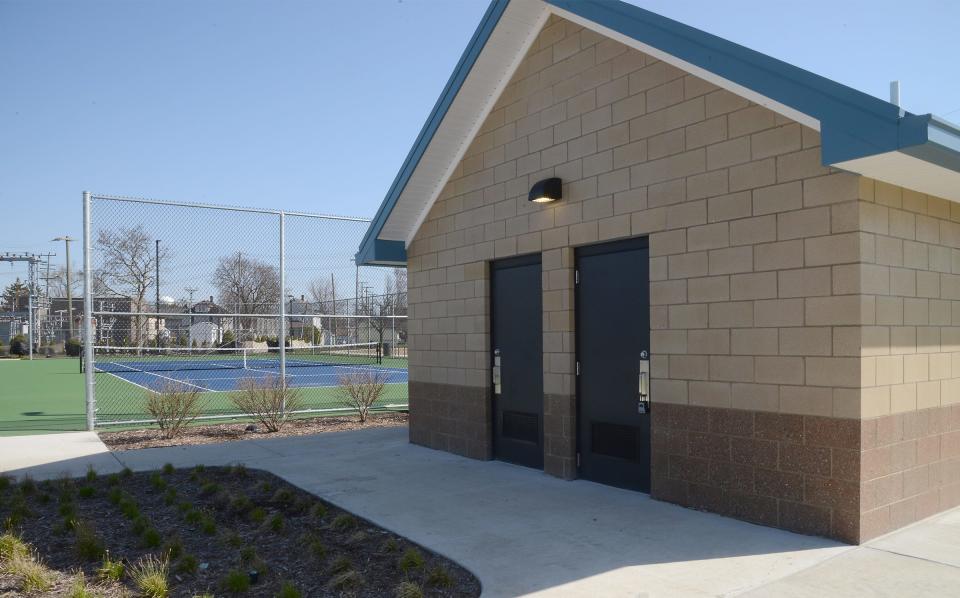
[576,238,651,491]
[491,254,543,469]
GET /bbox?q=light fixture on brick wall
[528,177,562,203]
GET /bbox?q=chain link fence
[82,193,406,427]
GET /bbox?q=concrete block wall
[855,180,960,539]
[403,14,960,542]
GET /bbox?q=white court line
[98,361,211,392]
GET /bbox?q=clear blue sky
[2,0,959,291]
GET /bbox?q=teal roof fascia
[359,0,960,265]
[355,0,512,265]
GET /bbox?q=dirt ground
[99,412,408,451]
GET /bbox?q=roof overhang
[357,0,960,265]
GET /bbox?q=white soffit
[834,152,960,203]
[378,0,550,244]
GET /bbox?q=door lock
[637,353,650,414]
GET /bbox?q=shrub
[65,337,82,357]
[163,487,178,506]
[398,548,425,573]
[267,513,284,533]
[78,485,95,499]
[120,498,140,520]
[97,552,124,581]
[199,481,220,496]
[395,581,424,598]
[336,370,387,422]
[177,501,193,514]
[326,570,362,591]
[73,520,105,560]
[121,467,133,479]
[229,375,303,432]
[59,501,77,519]
[309,502,327,519]
[328,555,352,574]
[249,507,266,524]
[19,476,35,494]
[221,569,250,593]
[0,475,11,493]
[200,517,217,535]
[85,466,97,482]
[131,516,150,535]
[382,538,401,554]
[150,473,167,491]
[347,530,367,544]
[107,473,121,487]
[184,509,203,525]
[161,463,175,475]
[0,532,29,561]
[276,582,302,598]
[175,553,198,575]
[307,538,326,560]
[68,572,97,598]
[331,513,356,531]
[5,551,55,593]
[229,463,248,477]
[271,488,294,506]
[224,530,243,548]
[107,487,123,504]
[145,383,205,439]
[427,565,454,588]
[129,553,169,598]
[239,546,256,565]
[163,537,184,560]
[9,335,27,357]
[228,494,253,515]
[142,527,163,548]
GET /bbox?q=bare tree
[212,252,281,340]
[47,265,84,298]
[95,225,164,346]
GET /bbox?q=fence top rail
[87,192,372,222]
[91,310,408,319]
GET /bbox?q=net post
[279,211,286,414]
[82,191,96,431]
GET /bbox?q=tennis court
[88,343,410,425]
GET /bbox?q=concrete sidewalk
[0,431,123,479]
[3,427,959,596]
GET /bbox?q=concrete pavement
[0,431,123,480]
[2,426,959,596]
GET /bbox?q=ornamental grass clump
[129,552,170,598]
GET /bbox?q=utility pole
[52,236,75,339]
[155,239,161,348]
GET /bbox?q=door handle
[638,353,650,414]
[493,349,501,395]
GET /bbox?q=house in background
[358,0,960,543]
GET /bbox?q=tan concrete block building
[358,0,960,543]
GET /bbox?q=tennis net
[86,342,381,374]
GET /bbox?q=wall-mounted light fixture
[528,177,562,204]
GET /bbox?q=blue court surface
[96,361,409,393]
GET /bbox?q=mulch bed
[99,412,409,451]
[0,466,480,597]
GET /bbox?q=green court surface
[0,357,408,435]
[0,358,86,436]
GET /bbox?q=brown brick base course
[408,381,491,460]
[651,403,860,543]
[544,394,576,479]
[860,404,960,541]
